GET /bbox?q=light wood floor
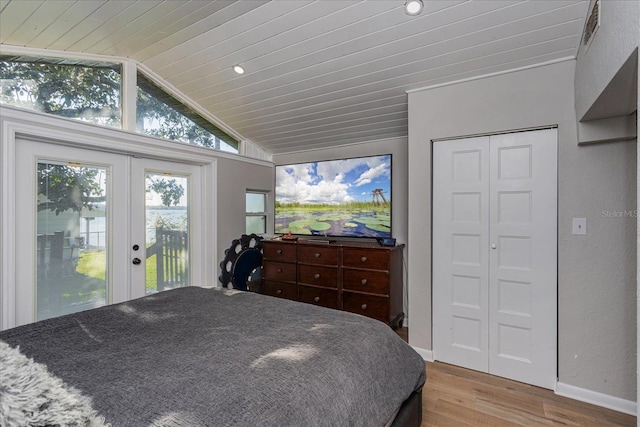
[396,328,636,426]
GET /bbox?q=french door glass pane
[36,162,108,320]
[145,173,189,294]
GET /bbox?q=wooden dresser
[261,239,404,329]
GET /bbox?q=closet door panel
[488,128,557,389]
[433,136,490,372]
[433,128,557,390]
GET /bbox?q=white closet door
[433,129,557,389]
[433,136,490,372]
[488,129,557,389]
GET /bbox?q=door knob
[132,258,141,265]
[491,244,497,249]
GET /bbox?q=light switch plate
[572,218,587,235]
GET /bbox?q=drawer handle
[314,273,320,279]
[276,289,282,295]
[361,304,367,310]
[314,296,320,302]
[314,253,321,258]
[277,249,282,254]
[277,268,282,273]
[361,279,368,285]
[360,256,367,262]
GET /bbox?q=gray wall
[408,60,637,400]
[636,9,640,420]
[574,0,639,120]
[273,137,409,317]
[215,157,274,270]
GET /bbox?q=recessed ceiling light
[232,65,245,75]
[404,0,423,16]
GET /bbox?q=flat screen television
[275,154,392,239]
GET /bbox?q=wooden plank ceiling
[0,0,589,155]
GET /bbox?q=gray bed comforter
[0,287,426,427]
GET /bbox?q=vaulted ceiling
[0,0,589,155]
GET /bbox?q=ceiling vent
[582,0,600,49]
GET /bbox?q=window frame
[0,55,123,128]
[136,71,239,152]
[0,50,242,155]
[245,190,268,235]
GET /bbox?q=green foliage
[76,250,106,281]
[0,60,121,126]
[37,164,104,214]
[146,176,185,207]
[0,58,237,151]
[275,203,391,235]
[275,200,390,212]
[2,59,215,215]
[148,211,188,231]
[37,164,185,216]
[136,87,223,149]
[309,221,331,231]
[75,246,160,293]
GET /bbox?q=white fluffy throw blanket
[0,340,109,427]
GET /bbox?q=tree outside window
[136,71,238,153]
[0,57,121,127]
[0,56,239,154]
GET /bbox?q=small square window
[246,191,267,234]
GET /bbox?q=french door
[14,139,201,326]
[432,128,557,389]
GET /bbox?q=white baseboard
[411,346,434,362]
[555,382,637,416]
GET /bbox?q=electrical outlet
[572,218,587,235]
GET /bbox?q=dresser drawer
[298,245,338,266]
[298,265,338,288]
[263,261,296,282]
[298,285,338,309]
[343,292,389,323]
[343,248,389,270]
[263,280,298,300]
[263,242,297,262]
[342,269,389,295]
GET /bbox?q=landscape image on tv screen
[275,154,391,238]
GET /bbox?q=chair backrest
[218,234,263,291]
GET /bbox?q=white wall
[408,59,637,403]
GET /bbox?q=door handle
[491,244,497,249]
[132,258,142,265]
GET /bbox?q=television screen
[275,154,391,238]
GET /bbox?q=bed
[0,286,426,426]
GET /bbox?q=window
[0,55,121,127]
[136,72,238,153]
[0,55,241,155]
[246,191,267,235]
